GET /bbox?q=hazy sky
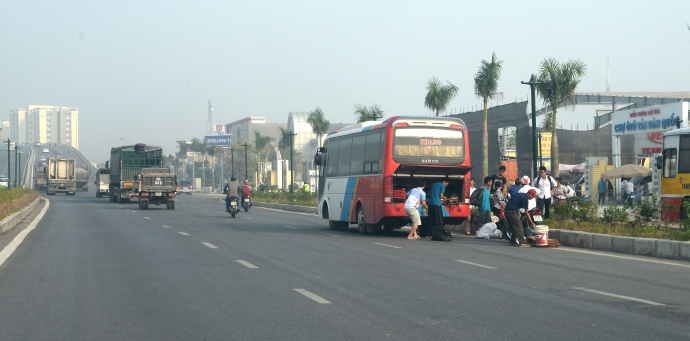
[1,0,689,162]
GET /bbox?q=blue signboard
[205,135,231,148]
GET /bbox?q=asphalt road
[0,192,688,340]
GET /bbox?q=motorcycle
[242,194,251,212]
[228,196,240,218]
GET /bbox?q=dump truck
[108,144,163,203]
[76,167,89,191]
[46,157,77,195]
[135,167,177,210]
[95,168,110,198]
[34,166,47,190]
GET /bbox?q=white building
[10,105,79,148]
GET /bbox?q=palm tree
[424,77,458,116]
[353,104,384,123]
[536,58,587,176]
[307,107,331,147]
[254,130,273,185]
[474,52,503,177]
[177,141,188,181]
[278,126,292,159]
[190,138,204,188]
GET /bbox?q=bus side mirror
[656,156,662,169]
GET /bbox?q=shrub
[553,200,575,221]
[636,194,660,222]
[572,200,598,223]
[602,204,627,223]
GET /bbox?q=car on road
[34,142,41,147]
[178,180,192,195]
[39,156,46,161]
[0,176,8,187]
[42,148,49,153]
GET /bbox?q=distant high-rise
[10,105,78,148]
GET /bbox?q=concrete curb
[0,197,42,234]
[552,229,690,262]
[252,201,317,214]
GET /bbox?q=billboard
[612,102,689,156]
[214,124,226,134]
[540,132,552,158]
[205,135,231,148]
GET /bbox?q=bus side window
[338,137,353,176]
[326,139,340,177]
[351,136,366,175]
[663,148,677,178]
[364,131,382,174]
[678,136,690,173]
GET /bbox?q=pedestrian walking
[404,181,427,240]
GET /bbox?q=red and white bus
[314,116,472,233]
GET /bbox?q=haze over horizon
[1,1,689,162]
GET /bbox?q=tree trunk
[551,109,559,177]
[483,100,489,178]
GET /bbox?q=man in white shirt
[532,166,557,219]
[625,180,635,207]
[405,181,427,240]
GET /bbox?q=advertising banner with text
[611,102,688,156]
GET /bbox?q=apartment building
[10,105,79,148]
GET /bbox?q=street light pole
[538,133,543,168]
[17,151,21,188]
[242,143,249,182]
[231,147,235,177]
[14,146,19,187]
[6,139,11,187]
[521,74,543,179]
[283,131,298,193]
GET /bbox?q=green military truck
[135,167,177,210]
[108,144,163,203]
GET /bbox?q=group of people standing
[404,179,452,242]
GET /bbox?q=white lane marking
[203,242,218,249]
[0,199,50,268]
[256,207,317,216]
[203,208,209,210]
[131,210,136,213]
[572,287,665,306]
[556,248,690,269]
[119,205,124,208]
[144,217,150,220]
[179,232,189,235]
[293,289,331,304]
[243,216,252,219]
[373,242,402,249]
[285,226,298,229]
[162,225,170,228]
[192,206,197,209]
[236,260,258,269]
[455,260,496,269]
[321,233,340,236]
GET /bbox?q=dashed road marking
[293,289,331,304]
[285,226,298,229]
[144,217,150,220]
[179,232,189,235]
[243,216,252,219]
[373,242,402,249]
[203,208,209,210]
[556,248,690,268]
[236,260,258,269]
[572,287,665,306]
[321,233,340,236]
[455,260,496,269]
[203,242,218,249]
[162,225,170,228]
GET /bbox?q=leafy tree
[474,52,503,176]
[424,77,458,116]
[307,107,331,147]
[353,104,384,123]
[278,126,293,160]
[536,58,587,176]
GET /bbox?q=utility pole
[242,143,249,182]
[6,139,10,187]
[521,75,543,179]
[17,151,21,188]
[14,146,19,187]
[231,147,235,177]
[284,131,297,193]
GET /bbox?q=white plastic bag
[475,223,498,239]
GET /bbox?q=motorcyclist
[241,180,253,207]
[223,176,241,212]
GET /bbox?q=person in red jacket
[241,180,253,207]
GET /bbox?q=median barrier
[0,196,41,234]
[550,229,689,262]
[244,201,318,214]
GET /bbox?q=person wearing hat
[504,189,538,247]
[518,175,540,210]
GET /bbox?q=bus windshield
[393,128,464,159]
